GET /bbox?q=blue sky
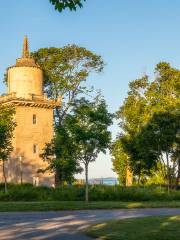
[1,0,180,178]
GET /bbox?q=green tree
[32,45,104,126]
[66,97,113,201]
[32,45,104,184]
[0,105,16,192]
[117,75,149,136]
[111,137,128,186]
[146,163,165,186]
[49,0,85,12]
[115,75,151,182]
[114,62,180,184]
[132,111,180,191]
[40,123,82,186]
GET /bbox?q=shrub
[0,183,179,201]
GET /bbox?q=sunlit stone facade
[0,36,60,186]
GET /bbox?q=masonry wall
[8,66,43,98]
[0,105,55,186]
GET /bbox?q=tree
[111,137,129,186]
[65,97,113,201]
[40,123,82,186]
[145,163,165,186]
[49,0,86,12]
[114,62,180,184]
[0,105,16,192]
[117,75,149,136]
[132,111,180,192]
[31,45,104,126]
[114,75,151,182]
[32,45,104,184]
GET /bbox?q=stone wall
[0,105,55,186]
[8,66,43,98]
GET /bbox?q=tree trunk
[176,159,180,189]
[55,106,62,127]
[159,157,166,183]
[2,160,7,193]
[137,172,141,186]
[55,168,60,187]
[166,152,170,194]
[55,167,64,187]
[85,163,89,202]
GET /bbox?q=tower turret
[7,36,43,98]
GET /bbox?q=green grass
[0,201,180,212]
[87,215,180,240]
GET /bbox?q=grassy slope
[87,215,180,240]
[0,201,180,212]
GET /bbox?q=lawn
[86,215,180,240]
[0,201,180,212]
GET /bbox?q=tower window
[33,114,37,124]
[33,144,38,154]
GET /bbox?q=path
[0,208,180,239]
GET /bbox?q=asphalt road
[0,208,180,240]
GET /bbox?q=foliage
[33,45,104,186]
[111,138,128,186]
[64,97,113,201]
[0,105,15,160]
[114,62,180,185]
[67,97,113,165]
[133,111,180,187]
[0,105,16,192]
[145,162,166,185]
[41,96,112,193]
[49,0,85,12]
[31,45,104,126]
[1,184,180,202]
[41,123,82,186]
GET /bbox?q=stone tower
[0,36,60,186]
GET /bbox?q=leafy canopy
[31,45,104,124]
[111,137,128,186]
[41,124,82,185]
[0,105,16,161]
[34,44,105,185]
[49,0,86,12]
[113,62,180,182]
[66,97,113,166]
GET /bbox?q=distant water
[89,177,118,185]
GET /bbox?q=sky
[1,0,180,179]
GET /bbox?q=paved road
[0,208,180,240]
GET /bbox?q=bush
[0,183,180,201]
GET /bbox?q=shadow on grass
[87,215,180,240]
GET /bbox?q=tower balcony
[0,92,61,109]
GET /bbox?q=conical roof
[22,35,30,58]
[9,36,40,68]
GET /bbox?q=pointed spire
[22,35,30,58]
